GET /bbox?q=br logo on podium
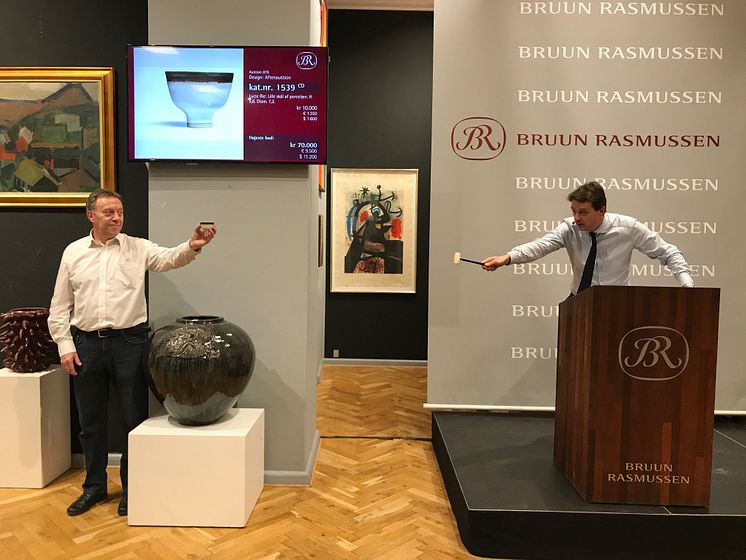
[618,326,689,381]
[450,116,506,160]
[296,51,318,70]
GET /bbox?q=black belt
[74,324,149,338]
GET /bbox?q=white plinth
[0,366,71,488]
[128,408,264,527]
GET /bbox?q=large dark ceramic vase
[148,315,255,425]
[0,307,58,373]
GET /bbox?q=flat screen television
[127,45,327,163]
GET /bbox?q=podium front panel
[554,286,720,506]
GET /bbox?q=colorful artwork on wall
[0,67,116,207]
[330,168,418,293]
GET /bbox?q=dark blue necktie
[577,232,597,293]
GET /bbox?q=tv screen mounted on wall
[127,45,327,163]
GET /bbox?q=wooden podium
[553,286,720,506]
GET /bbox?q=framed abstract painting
[0,67,116,207]
[330,168,418,293]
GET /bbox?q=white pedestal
[128,408,264,527]
[0,366,71,488]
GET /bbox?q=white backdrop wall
[148,0,325,483]
[428,0,745,412]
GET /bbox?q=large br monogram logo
[618,326,689,381]
[296,51,318,70]
[451,117,506,160]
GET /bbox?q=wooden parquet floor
[0,365,481,559]
[317,364,431,439]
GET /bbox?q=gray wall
[147,0,324,483]
[428,0,745,412]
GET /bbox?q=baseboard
[264,428,320,485]
[424,404,746,416]
[324,358,427,367]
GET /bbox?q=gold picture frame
[330,168,418,293]
[0,67,116,207]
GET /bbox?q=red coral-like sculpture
[0,307,59,373]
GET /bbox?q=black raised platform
[432,412,746,560]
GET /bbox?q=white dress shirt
[507,212,694,294]
[48,232,199,356]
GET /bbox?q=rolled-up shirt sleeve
[633,221,694,287]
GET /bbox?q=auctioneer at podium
[554,285,720,506]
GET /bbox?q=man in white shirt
[48,188,216,517]
[481,181,694,293]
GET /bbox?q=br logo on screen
[618,326,689,381]
[450,117,506,160]
[296,52,318,70]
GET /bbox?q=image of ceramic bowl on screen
[165,71,234,128]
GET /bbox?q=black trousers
[71,326,149,495]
